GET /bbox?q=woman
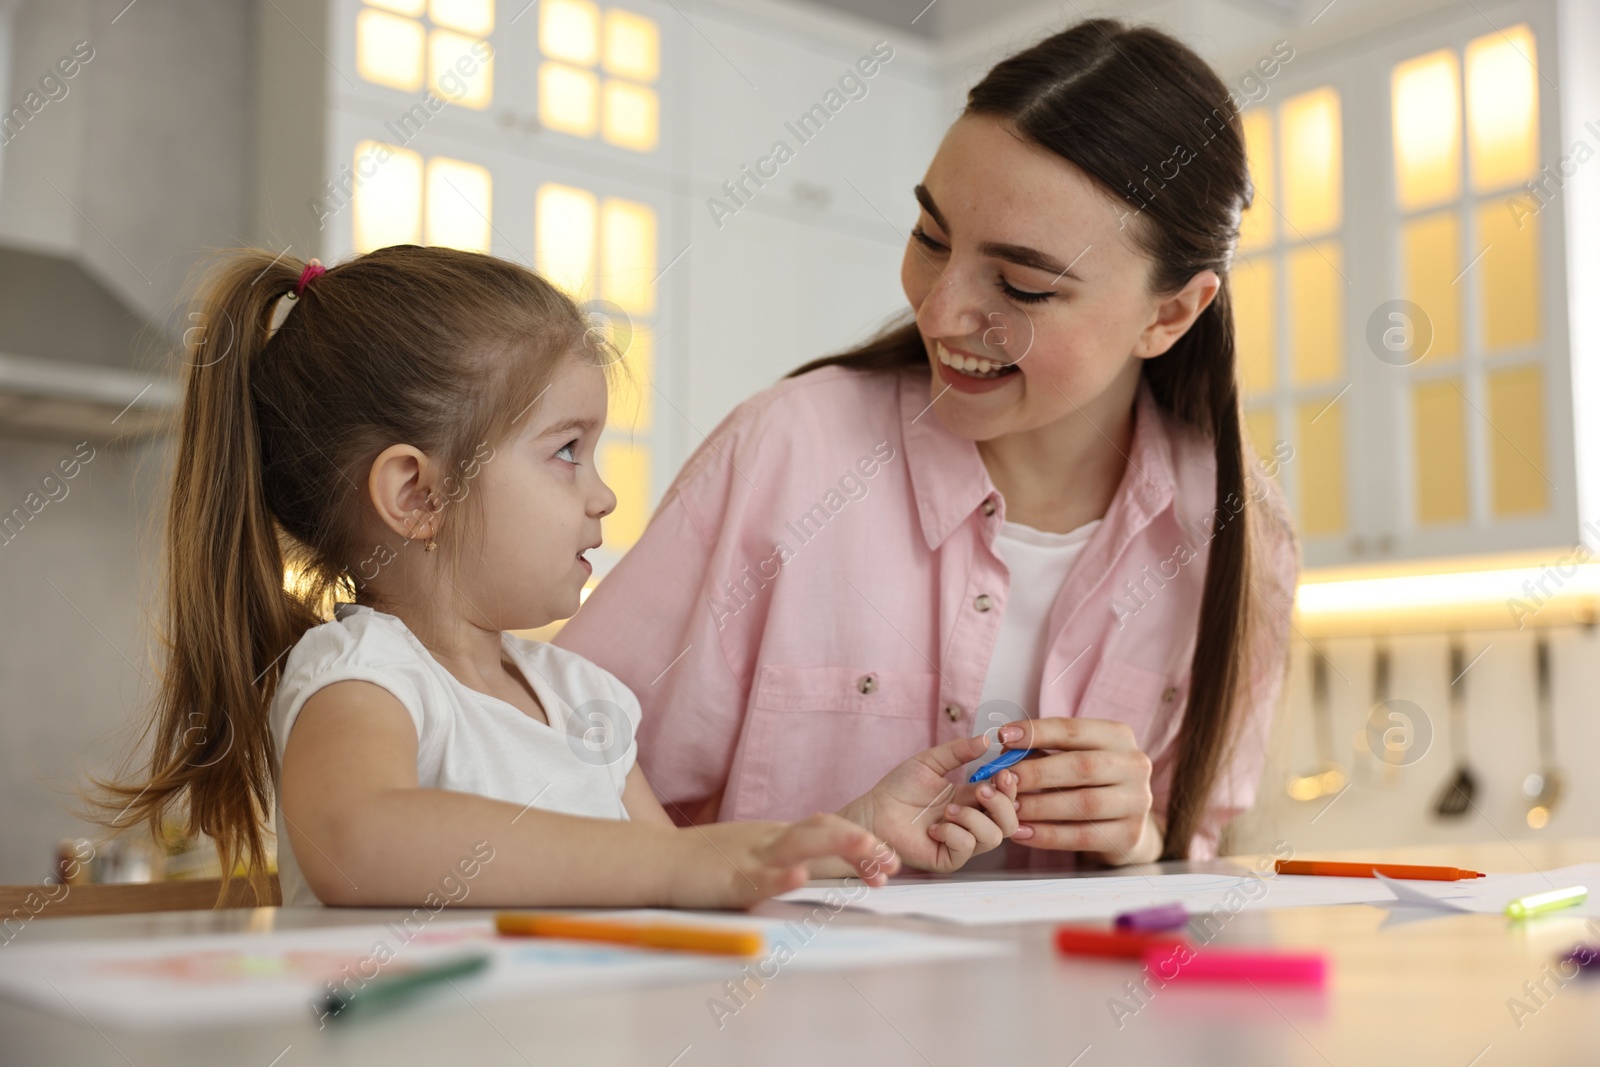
[556,19,1297,865]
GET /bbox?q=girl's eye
[555,440,579,464]
[999,279,1053,304]
[910,226,948,253]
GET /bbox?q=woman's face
[901,114,1194,442]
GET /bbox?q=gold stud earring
[424,537,437,552]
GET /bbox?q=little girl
[97,245,1021,908]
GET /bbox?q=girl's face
[462,354,616,630]
[901,114,1197,441]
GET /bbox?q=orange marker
[1275,860,1486,882]
[1054,925,1190,960]
[495,912,764,957]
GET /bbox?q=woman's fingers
[1013,818,1145,854]
[1014,784,1150,824]
[1002,716,1138,754]
[1009,747,1152,794]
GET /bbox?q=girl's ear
[368,444,443,543]
[1133,269,1221,360]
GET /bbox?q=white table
[6,840,1600,1066]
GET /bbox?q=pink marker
[1143,945,1327,987]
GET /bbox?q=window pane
[602,80,659,152]
[1411,378,1468,524]
[599,439,651,549]
[1296,396,1347,536]
[429,30,492,109]
[541,0,600,65]
[1487,365,1548,516]
[1245,407,1277,472]
[1477,200,1540,350]
[1239,109,1274,251]
[1466,24,1539,193]
[356,9,425,92]
[1232,256,1275,395]
[1401,211,1460,361]
[425,157,492,252]
[366,0,426,16]
[604,9,660,82]
[430,0,493,35]
[1287,242,1343,386]
[539,62,599,138]
[600,197,656,313]
[1281,87,1342,237]
[353,142,423,252]
[608,326,653,432]
[536,182,597,300]
[1392,49,1461,211]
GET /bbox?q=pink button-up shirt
[556,366,1298,859]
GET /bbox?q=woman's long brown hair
[91,246,590,900]
[790,20,1293,859]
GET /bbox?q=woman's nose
[914,263,988,342]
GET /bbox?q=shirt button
[1163,686,1178,703]
[974,594,994,612]
[857,674,878,694]
[944,703,963,722]
[981,498,997,517]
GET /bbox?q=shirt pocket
[1079,659,1180,756]
[730,665,939,822]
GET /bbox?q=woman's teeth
[936,340,1015,379]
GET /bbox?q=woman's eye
[910,226,948,253]
[555,440,579,464]
[999,279,1053,304]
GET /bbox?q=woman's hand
[666,813,899,909]
[995,719,1161,865]
[841,734,1022,874]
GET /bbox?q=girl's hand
[842,734,1022,874]
[666,813,898,910]
[996,720,1161,865]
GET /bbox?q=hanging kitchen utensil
[1288,647,1346,801]
[1523,634,1563,829]
[1433,637,1479,819]
[1369,640,1399,787]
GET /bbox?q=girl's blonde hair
[93,245,594,899]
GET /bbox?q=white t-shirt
[270,603,642,906]
[966,518,1098,871]
[975,518,1101,732]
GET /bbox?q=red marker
[1054,926,1189,960]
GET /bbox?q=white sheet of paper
[781,865,1600,926]
[1373,864,1600,917]
[0,909,1004,1030]
[781,870,1392,925]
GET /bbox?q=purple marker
[1562,945,1600,973]
[1114,903,1189,933]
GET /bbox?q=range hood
[0,246,175,440]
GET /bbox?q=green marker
[1505,885,1588,920]
[321,952,491,1024]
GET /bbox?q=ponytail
[91,252,325,902]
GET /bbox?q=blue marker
[968,747,1034,783]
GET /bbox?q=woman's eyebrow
[913,184,948,231]
[914,183,1082,282]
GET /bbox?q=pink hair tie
[294,259,326,296]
